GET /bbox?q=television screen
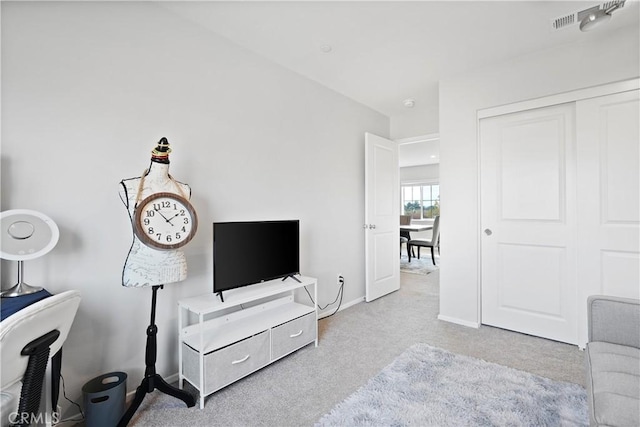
[213,220,300,294]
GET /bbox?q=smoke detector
[551,0,625,31]
[403,98,416,108]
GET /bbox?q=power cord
[55,373,85,424]
[304,275,344,318]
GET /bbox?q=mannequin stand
[118,285,196,426]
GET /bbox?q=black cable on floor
[304,276,344,318]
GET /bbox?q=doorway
[398,134,440,268]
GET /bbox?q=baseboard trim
[437,314,480,329]
[318,296,364,319]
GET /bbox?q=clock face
[133,192,198,250]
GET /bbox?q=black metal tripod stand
[118,285,196,426]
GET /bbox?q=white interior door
[365,132,400,302]
[480,103,579,344]
[576,89,640,346]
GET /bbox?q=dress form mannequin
[117,138,196,426]
[119,138,191,287]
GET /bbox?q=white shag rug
[400,252,439,275]
[317,343,588,427]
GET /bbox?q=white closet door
[576,89,640,346]
[480,103,578,344]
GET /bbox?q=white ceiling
[160,0,638,165]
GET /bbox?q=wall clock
[133,192,198,250]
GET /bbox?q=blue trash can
[82,372,127,427]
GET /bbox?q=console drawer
[183,330,270,394]
[271,312,316,360]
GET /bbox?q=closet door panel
[576,89,640,346]
[480,103,578,344]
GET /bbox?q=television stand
[178,276,317,409]
[216,291,224,303]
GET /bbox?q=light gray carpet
[121,271,584,426]
[317,343,588,426]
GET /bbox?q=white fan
[0,209,60,297]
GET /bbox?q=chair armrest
[588,295,640,348]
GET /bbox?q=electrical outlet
[337,274,344,285]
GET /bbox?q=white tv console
[177,276,317,409]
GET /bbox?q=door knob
[369,224,376,229]
[484,229,492,236]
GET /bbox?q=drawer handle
[290,330,303,338]
[231,355,250,365]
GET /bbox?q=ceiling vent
[551,0,625,31]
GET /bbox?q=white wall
[391,106,439,140]
[439,24,640,326]
[0,1,388,411]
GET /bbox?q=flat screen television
[213,220,300,299]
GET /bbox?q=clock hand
[168,212,182,221]
[154,207,175,225]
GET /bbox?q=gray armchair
[585,295,640,427]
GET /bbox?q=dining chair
[400,215,414,258]
[400,236,409,258]
[408,215,440,265]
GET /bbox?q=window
[402,183,439,219]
